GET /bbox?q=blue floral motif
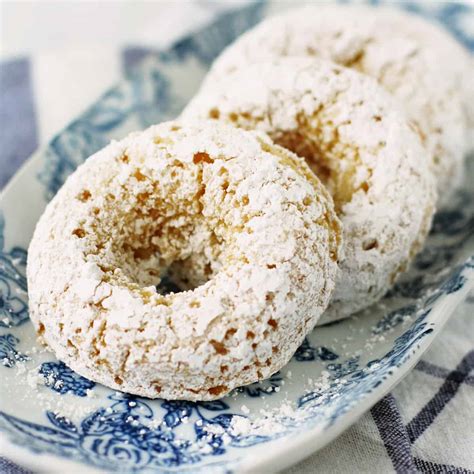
[0,214,28,328]
[387,275,428,299]
[169,2,265,66]
[326,357,360,379]
[440,258,474,294]
[236,372,283,397]
[391,247,472,301]
[39,123,109,199]
[372,305,418,335]
[298,308,435,425]
[39,361,96,396]
[130,62,176,129]
[0,393,268,470]
[294,338,339,362]
[80,395,197,469]
[431,194,474,237]
[390,253,473,304]
[414,204,474,272]
[420,258,474,310]
[0,333,29,367]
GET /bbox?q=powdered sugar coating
[182,58,436,322]
[27,121,342,400]
[205,4,472,199]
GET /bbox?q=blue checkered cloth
[1,3,473,473]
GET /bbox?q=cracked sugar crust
[205,4,472,201]
[27,121,342,401]
[182,58,437,323]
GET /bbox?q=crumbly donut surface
[205,4,472,198]
[182,58,436,322]
[27,121,342,400]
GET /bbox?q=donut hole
[229,111,369,213]
[115,217,223,293]
[86,163,229,296]
[274,121,369,212]
[271,129,357,210]
[155,275,183,295]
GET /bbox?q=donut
[27,121,342,400]
[182,58,436,323]
[205,4,473,200]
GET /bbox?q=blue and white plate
[1,1,473,472]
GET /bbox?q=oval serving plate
[0,1,473,473]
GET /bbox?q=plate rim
[240,277,474,473]
[1,149,473,470]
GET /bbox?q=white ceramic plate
[1,1,473,473]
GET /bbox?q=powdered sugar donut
[205,4,472,199]
[182,59,436,322]
[27,121,342,400]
